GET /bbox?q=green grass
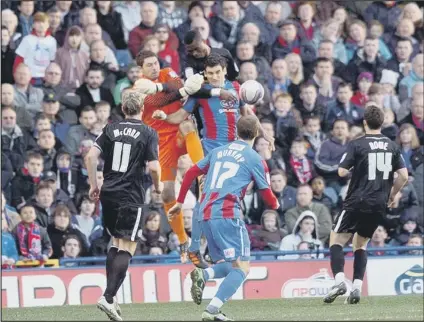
[2,295,423,321]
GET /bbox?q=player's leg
[189,203,209,268]
[324,210,353,303]
[179,120,204,164]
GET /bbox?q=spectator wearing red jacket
[154,24,180,74]
[351,72,373,108]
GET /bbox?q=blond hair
[285,53,304,85]
[396,123,420,149]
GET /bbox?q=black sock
[353,249,367,281]
[106,247,118,282]
[103,250,132,304]
[330,244,345,276]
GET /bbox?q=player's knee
[352,233,369,251]
[179,120,195,136]
[117,239,138,256]
[232,259,250,276]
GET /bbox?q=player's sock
[330,244,345,283]
[164,201,187,244]
[185,131,204,164]
[353,249,367,292]
[203,262,232,281]
[106,246,118,281]
[103,250,132,304]
[206,268,246,314]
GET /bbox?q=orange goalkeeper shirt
[141,68,183,136]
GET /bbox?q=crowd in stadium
[1,0,423,268]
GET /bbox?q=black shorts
[100,191,144,241]
[332,209,384,239]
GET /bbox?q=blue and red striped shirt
[183,80,243,143]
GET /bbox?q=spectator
[75,66,115,117]
[94,101,111,128]
[284,184,332,244]
[53,149,78,199]
[239,22,271,62]
[13,63,44,118]
[363,0,401,35]
[390,210,423,246]
[2,84,33,132]
[272,93,300,150]
[54,26,89,91]
[303,116,327,161]
[248,209,285,251]
[65,105,97,156]
[263,1,287,44]
[47,6,63,44]
[345,19,367,63]
[315,119,350,195]
[384,18,420,59]
[310,176,336,215]
[34,129,57,171]
[73,195,100,243]
[2,105,36,171]
[166,232,181,260]
[17,0,35,37]
[136,210,168,255]
[399,54,424,102]
[267,58,290,96]
[47,204,88,259]
[381,108,399,141]
[128,1,178,58]
[2,153,14,201]
[1,26,16,84]
[158,1,187,30]
[279,210,323,259]
[155,24,181,74]
[325,83,364,130]
[297,82,326,124]
[351,72,373,108]
[396,123,422,174]
[190,16,222,50]
[295,1,317,42]
[142,35,170,69]
[399,97,424,145]
[2,191,20,231]
[236,41,270,85]
[41,170,78,214]
[368,225,396,256]
[312,18,348,64]
[308,57,342,105]
[285,138,316,187]
[14,12,57,85]
[367,83,385,109]
[61,234,83,263]
[113,63,140,106]
[95,0,131,69]
[1,210,19,268]
[13,203,52,261]
[285,53,304,87]
[113,1,141,43]
[40,92,70,146]
[2,9,23,48]
[41,63,81,125]
[400,2,424,40]
[55,0,79,31]
[406,234,423,255]
[81,23,118,67]
[182,206,193,238]
[254,135,286,174]
[29,181,56,228]
[272,19,316,63]
[269,169,297,221]
[386,37,414,77]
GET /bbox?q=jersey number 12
[368,152,392,180]
[112,142,131,172]
[210,161,240,189]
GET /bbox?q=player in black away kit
[85,89,161,321]
[324,105,408,305]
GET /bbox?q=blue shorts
[201,139,226,155]
[201,218,250,262]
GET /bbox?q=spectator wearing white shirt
[13,12,57,86]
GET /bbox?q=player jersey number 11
[112,142,132,173]
[210,161,240,189]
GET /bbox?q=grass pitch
[2,295,423,321]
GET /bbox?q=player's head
[204,54,227,87]
[363,104,384,131]
[121,89,146,117]
[135,50,160,80]
[237,115,260,143]
[184,29,209,58]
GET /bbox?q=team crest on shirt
[219,89,238,112]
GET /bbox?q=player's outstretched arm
[152,108,189,124]
[85,146,102,201]
[148,160,162,193]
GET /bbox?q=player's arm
[388,151,409,206]
[241,106,276,151]
[152,96,196,124]
[85,130,106,200]
[251,159,279,209]
[338,141,356,177]
[145,130,162,193]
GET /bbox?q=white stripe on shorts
[334,210,346,233]
[238,219,244,256]
[131,207,142,241]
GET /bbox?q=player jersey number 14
[210,161,240,189]
[368,152,392,180]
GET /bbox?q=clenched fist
[133,79,159,94]
[152,110,167,120]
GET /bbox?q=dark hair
[47,6,60,14]
[260,118,274,126]
[35,113,50,123]
[300,81,317,92]
[205,54,227,69]
[332,118,349,129]
[53,204,71,218]
[364,105,384,129]
[337,82,352,91]
[1,105,16,113]
[95,100,111,111]
[80,105,95,115]
[86,64,104,77]
[315,57,333,66]
[25,150,43,162]
[237,115,260,140]
[38,128,54,136]
[1,25,9,33]
[365,35,379,42]
[36,182,54,195]
[304,115,321,125]
[319,39,334,47]
[270,168,287,179]
[396,37,413,47]
[237,40,253,48]
[62,234,82,248]
[368,83,383,96]
[68,26,82,36]
[136,50,158,67]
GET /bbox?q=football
[239,80,265,104]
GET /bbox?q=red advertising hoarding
[2,259,365,308]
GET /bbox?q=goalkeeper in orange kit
[133,50,205,262]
